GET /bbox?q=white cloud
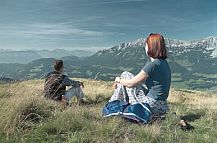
[0,23,104,37]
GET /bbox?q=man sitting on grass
[44,59,86,107]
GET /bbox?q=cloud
[0,21,125,50]
[0,23,104,37]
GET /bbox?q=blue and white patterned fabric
[102,100,152,124]
[107,71,169,117]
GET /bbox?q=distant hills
[0,49,95,64]
[0,77,15,83]
[0,36,217,91]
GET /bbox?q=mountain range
[0,36,217,91]
[85,36,217,74]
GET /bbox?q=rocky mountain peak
[96,36,217,57]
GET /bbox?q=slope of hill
[0,50,41,64]
[0,79,216,143]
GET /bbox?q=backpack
[44,71,66,101]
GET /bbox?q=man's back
[44,71,66,101]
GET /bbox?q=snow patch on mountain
[165,36,217,57]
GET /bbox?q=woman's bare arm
[115,70,149,88]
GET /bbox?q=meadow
[0,79,217,143]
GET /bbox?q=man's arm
[62,76,82,87]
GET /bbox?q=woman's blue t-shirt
[142,59,171,101]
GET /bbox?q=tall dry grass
[0,79,216,143]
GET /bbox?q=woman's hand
[113,77,121,89]
[115,77,121,83]
[113,83,117,89]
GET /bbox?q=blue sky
[0,0,216,51]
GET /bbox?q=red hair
[146,33,167,59]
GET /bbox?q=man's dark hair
[53,60,63,71]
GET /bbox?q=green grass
[192,73,217,78]
[171,73,217,91]
[0,80,217,143]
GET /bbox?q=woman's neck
[150,58,155,62]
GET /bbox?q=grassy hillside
[0,79,217,143]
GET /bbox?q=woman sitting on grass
[106,33,171,120]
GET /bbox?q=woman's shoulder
[149,59,161,66]
[144,59,167,68]
[143,61,157,73]
[153,59,168,65]
[146,59,169,69]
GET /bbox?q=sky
[0,0,216,51]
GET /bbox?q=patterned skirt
[109,71,169,116]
